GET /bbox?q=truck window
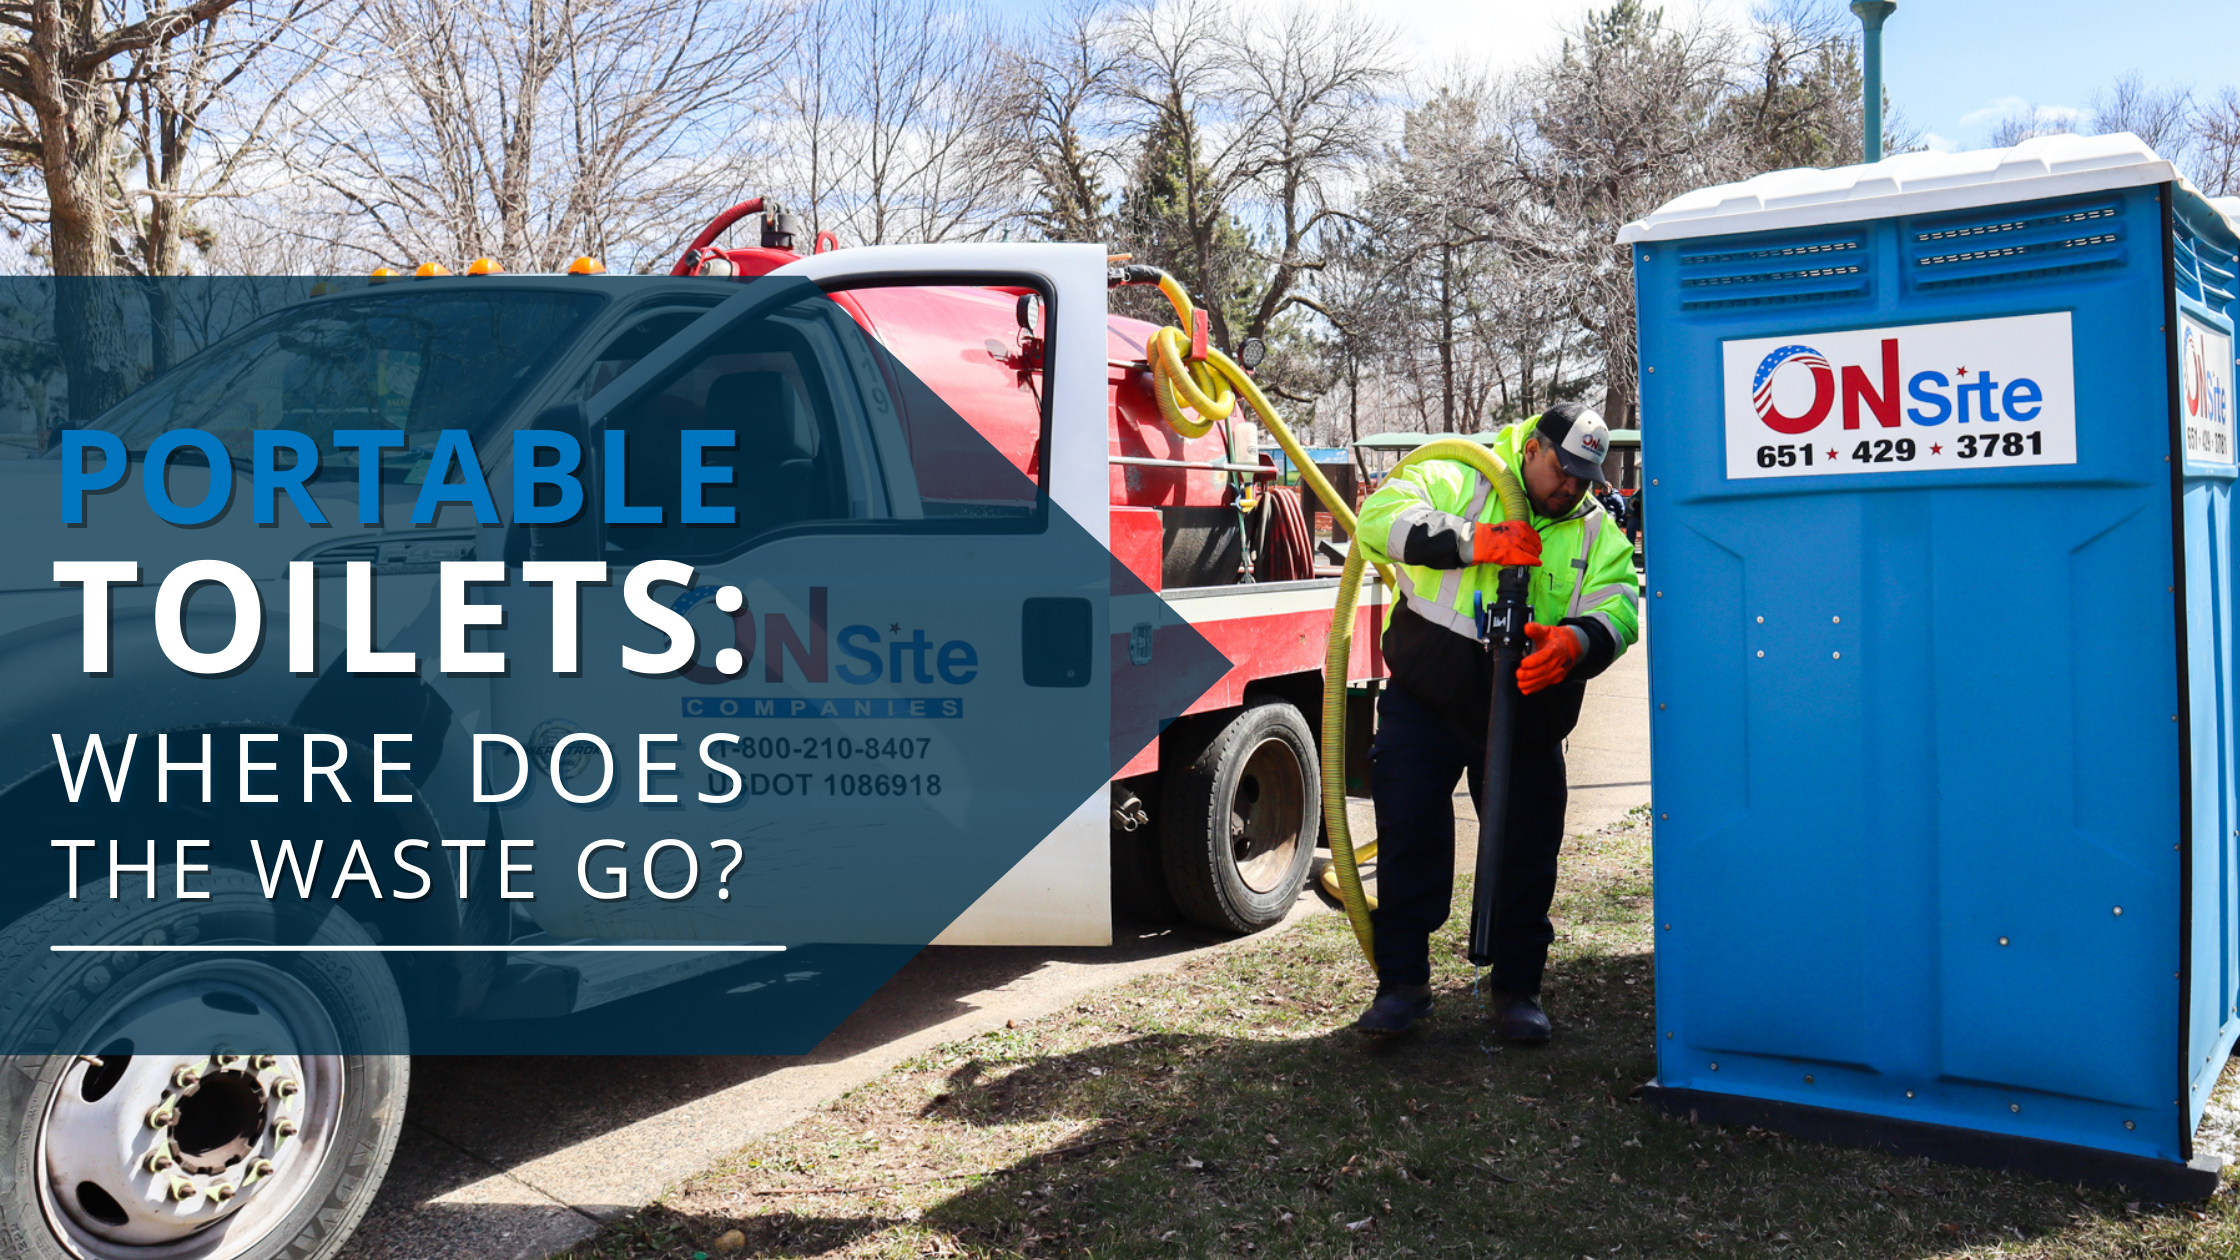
[81,290,602,478]
[600,290,874,562]
[598,283,1044,563]
[566,305,721,401]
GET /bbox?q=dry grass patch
[563,807,2240,1259]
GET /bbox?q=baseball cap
[1534,404,1611,485]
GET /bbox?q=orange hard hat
[465,256,502,276]
[370,267,400,282]
[567,255,607,275]
[414,262,451,277]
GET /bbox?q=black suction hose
[1468,566,1534,969]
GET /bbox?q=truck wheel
[0,871,407,1260]
[1161,700,1321,933]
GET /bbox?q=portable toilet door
[1623,132,2240,1199]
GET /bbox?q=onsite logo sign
[2179,311,2235,466]
[1721,312,2077,480]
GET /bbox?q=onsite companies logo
[2179,311,2236,466]
[1749,345,1834,433]
[1720,312,2078,480]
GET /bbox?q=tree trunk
[40,88,135,418]
[1437,241,1455,433]
[142,193,183,373]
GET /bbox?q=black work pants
[1368,683,1568,994]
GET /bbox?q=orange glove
[1471,520,1542,567]
[1517,622,1585,695]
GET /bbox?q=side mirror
[506,401,598,564]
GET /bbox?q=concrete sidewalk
[338,645,1653,1260]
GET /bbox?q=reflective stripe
[1436,565,1463,610]
[1578,583,1640,615]
[1390,503,1440,534]
[1393,503,1474,557]
[1465,470,1492,521]
[1569,513,1603,618]
[1404,591,1481,638]
[1586,610,1628,658]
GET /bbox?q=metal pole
[1851,1,1896,163]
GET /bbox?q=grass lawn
[563,807,2240,1259]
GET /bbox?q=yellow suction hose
[1133,270,1530,971]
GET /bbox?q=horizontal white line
[49,945,787,954]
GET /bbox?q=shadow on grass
[565,844,2234,1260]
[897,961,2114,1257]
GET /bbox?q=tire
[1160,700,1321,933]
[0,869,408,1260]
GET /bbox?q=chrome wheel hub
[37,963,345,1259]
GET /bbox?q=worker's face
[1522,437,1589,517]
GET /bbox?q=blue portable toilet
[1623,133,2240,1197]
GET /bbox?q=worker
[1349,402,1641,1041]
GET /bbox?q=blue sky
[1885,0,2240,151]
[981,0,2238,159]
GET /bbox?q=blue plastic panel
[1642,183,2212,1163]
[2175,194,2240,1121]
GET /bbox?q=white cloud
[1920,131,1958,153]
[1955,95,2087,141]
[1958,95,2031,128]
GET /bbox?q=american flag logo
[1752,344,1831,424]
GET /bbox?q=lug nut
[144,1149,175,1173]
[274,1078,300,1098]
[169,1178,199,1203]
[172,1066,200,1090]
[273,1120,298,1141]
[213,1054,239,1067]
[147,1105,178,1129]
[251,1055,278,1071]
[247,1158,275,1181]
[210,1183,237,1203]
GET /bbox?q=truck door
[486,245,1116,949]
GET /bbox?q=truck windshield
[72,289,603,475]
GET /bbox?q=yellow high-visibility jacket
[1356,417,1641,738]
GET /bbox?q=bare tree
[1002,0,1127,243]
[1228,6,1392,344]
[116,0,342,280]
[2196,86,2240,198]
[0,0,270,413]
[1990,108,2078,147]
[1494,0,1738,427]
[1369,78,1502,433]
[297,0,788,272]
[1111,0,1262,345]
[765,0,1024,247]
[114,0,347,374]
[1727,0,1860,169]
[2093,71,2195,168]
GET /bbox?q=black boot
[1353,984,1434,1036]
[1491,991,1551,1043]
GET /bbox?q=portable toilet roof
[1620,132,2236,247]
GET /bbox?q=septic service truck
[0,202,1395,1260]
